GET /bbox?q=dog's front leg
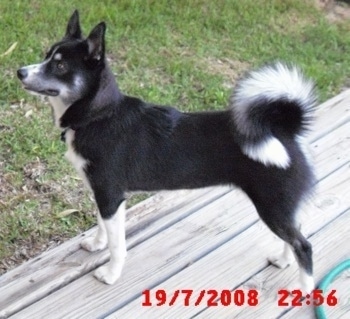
[93,200,127,285]
[81,212,108,251]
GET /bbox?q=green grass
[0,0,349,271]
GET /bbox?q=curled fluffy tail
[230,62,317,169]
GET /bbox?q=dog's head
[17,10,106,107]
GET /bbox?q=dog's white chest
[49,96,69,128]
[64,129,90,189]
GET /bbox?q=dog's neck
[90,66,123,108]
[58,65,124,130]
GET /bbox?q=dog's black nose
[17,68,28,80]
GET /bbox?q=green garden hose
[315,259,350,319]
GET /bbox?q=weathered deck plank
[0,90,349,319]
[309,89,350,142]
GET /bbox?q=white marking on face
[73,75,83,90]
[53,53,62,61]
[20,63,46,85]
[23,46,61,79]
[59,85,72,100]
[47,75,84,127]
[26,63,42,75]
[242,137,291,169]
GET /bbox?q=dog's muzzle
[17,67,59,96]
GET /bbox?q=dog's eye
[56,61,66,72]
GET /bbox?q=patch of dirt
[204,57,250,88]
[315,0,350,22]
[0,156,91,275]
[0,236,65,275]
[22,159,62,196]
[0,161,17,208]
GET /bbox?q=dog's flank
[17,10,317,293]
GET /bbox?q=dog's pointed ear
[86,22,106,62]
[65,10,82,39]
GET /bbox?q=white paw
[81,236,107,252]
[94,263,123,285]
[300,272,315,295]
[283,273,315,295]
[268,254,293,269]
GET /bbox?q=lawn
[0,0,349,273]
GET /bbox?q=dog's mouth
[24,86,59,97]
[40,89,59,96]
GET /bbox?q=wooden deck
[1,90,350,319]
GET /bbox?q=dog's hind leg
[268,242,295,269]
[81,212,108,252]
[254,202,314,293]
[268,217,304,269]
[93,200,127,285]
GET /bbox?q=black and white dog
[17,11,317,292]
